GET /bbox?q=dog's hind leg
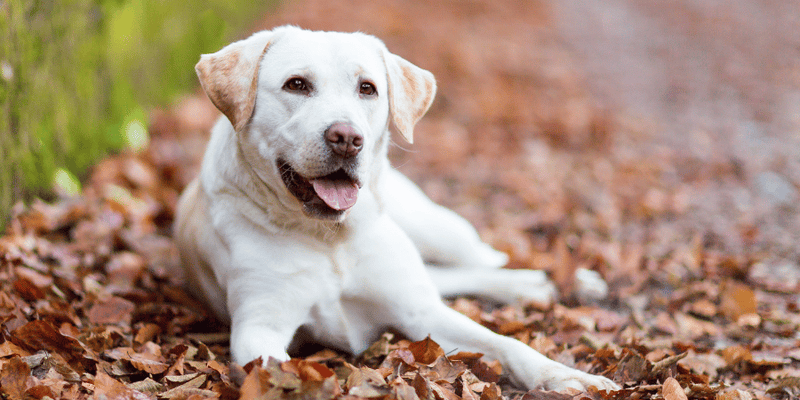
[426,267,557,306]
[381,167,508,269]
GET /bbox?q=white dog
[174,26,618,392]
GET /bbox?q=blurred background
[3,0,800,290]
[0,0,269,223]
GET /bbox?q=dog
[174,26,618,392]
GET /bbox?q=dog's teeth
[311,178,359,211]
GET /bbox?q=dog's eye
[283,78,310,93]
[359,82,377,97]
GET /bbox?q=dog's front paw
[540,367,620,393]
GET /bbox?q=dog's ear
[384,53,437,144]
[196,31,273,132]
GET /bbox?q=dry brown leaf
[133,323,161,345]
[614,349,652,384]
[688,298,718,319]
[0,341,30,358]
[429,380,459,400]
[419,356,466,384]
[105,347,169,375]
[126,377,164,395]
[411,373,432,400]
[408,336,445,365]
[720,345,753,365]
[716,389,754,400]
[159,374,208,399]
[283,359,336,382]
[346,366,389,397]
[678,352,726,379]
[391,377,422,400]
[105,252,146,290]
[719,280,757,321]
[448,352,501,383]
[93,372,150,400]
[13,278,46,301]
[675,312,720,338]
[662,377,688,400]
[519,389,573,400]
[87,296,136,325]
[0,356,32,400]
[479,382,502,400]
[767,376,800,398]
[239,365,270,400]
[10,321,86,371]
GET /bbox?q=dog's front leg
[400,301,618,391]
[224,236,330,364]
[349,215,618,392]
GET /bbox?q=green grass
[0,0,275,228]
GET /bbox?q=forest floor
[1,0,799,399]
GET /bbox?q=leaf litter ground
[2,0,800,399]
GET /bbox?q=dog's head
[195,26,436,220]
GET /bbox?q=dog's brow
[282,68,315,81]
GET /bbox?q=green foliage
[0,0,273,228]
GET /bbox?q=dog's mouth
[278,159,361,219]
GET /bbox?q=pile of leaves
[2,0,800,399]
[1,135,798,399]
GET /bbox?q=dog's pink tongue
[311,178,359,211]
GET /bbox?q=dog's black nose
[325,122,363,158]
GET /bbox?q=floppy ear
[195,31,273,131]
[383,52,437,144]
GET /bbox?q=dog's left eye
[284,77,311,94]
[359,82,377,97]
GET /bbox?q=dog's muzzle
[278,159,362,219]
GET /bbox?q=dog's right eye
[283,78,310,94]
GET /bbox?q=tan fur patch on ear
[240,43,271,131]
[195,33,272,131]
[196,52,242,128]
[385,53,437,144]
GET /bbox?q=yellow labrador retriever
[175,26,618,392]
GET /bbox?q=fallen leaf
[346,367,389,397]
[105,347,169,374]
[678,351,726,379]
[133,323,161,345]
[10,321,86,372]
[767,376,800,398]
[614,349,652,384]
[239,364,270,399]
[719,280,757,321]
[87,296,136,325]
[716,389,754,400]
[93,372,150,400]
[159,374,208,399]
[408,336,445,365]
[720,345,752,365]
[283,359,336,382]
[662,377,687,400]
[391,377,421,400]
[0,356,32,400]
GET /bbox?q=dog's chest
[301,242,383,353]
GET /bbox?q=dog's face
[195,27,436,220]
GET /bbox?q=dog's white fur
[175,26,617,392]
